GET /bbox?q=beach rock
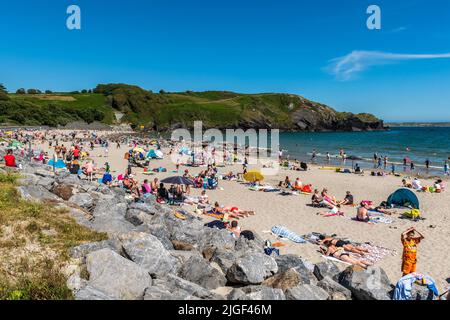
[178,255,227,290]
[91,214,135,236]
[70,239,123,259]
[143,285,197,300]
[227,252,278,285]
[36,176,55,190]
[275,255,317,285]
[69,193,94,210]
[34,169,55,178]
[197,227,236,252]
[51,183,75,200]
[120,232,180,278]
[202,246,217,261]
[75,285,116,300]
[125,209,147,226]
[285,284,330,300]
[158,274,222,300]
[143,224,173,250]
[262,268,305,290]
[17,185,60,202]
[95,184,114,195]
[17,173,39,186]
[128,202,159,215]
[172,240,195,251]
[169,250,203,264]
[210,247,248,275]
[338,266,392,300]
[86,248,152,300]
[92,197,125,217]
[317,276,352,300]
[227,288,246,300]
[237,285,286,300]
[313,260,341,281]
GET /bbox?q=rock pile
[2,159,438,300]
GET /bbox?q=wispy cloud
[390,26,408,33]
[327,50,450,81]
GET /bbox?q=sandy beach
[26,130,450,294]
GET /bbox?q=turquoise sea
[278,127,450,174]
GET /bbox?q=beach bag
[240,230,255,240]
[403,209,421,220]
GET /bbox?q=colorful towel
[271,226,306,243]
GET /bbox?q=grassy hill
[0,84,384,131]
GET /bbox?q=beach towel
[271,226,306,243]
[321,255,352,266]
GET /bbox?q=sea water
[279,127,450,175]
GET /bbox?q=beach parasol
[244,170,264,182]
[160,176,195,185]
[8,140,23,148]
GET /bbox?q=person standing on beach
[311,149,317,163]
[326,152,331,164]
[383,156,388,170]
[410,161,415,171]
[401,227,424,276]
[373,152,378,168]
[425,159,430,171]
[445,161,449,176]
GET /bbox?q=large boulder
[262,268,308,290]
[128,202,159,215]
[235,285,286,300]
[52,183,75,200]
[317,276,352,300]
[120,232,180,278]
[227,252,278,285]
[155,274,223,300]
[197,228,236,252]
[338,266,393,300]
[75,285,116,300]
[17,185,60,202]
[86,248,152,300]
[285,284,329,300]
[69,193,94,210]
[70,239,123,259]
[178,255,227,290]
[274,255,317,285]
[313,260,341,281]
[410,283,436,300]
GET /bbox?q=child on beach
[401,227,424,276]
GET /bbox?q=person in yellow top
[401,227,425,275]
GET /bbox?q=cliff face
[94,84,386,132]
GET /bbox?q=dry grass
[0,173,107,300]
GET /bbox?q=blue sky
[1,0,450,121]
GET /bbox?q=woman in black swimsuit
[319,236,369,255]
[320,243,372,268]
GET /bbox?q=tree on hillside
[45,90,53,94]
[0,83,9,100]
[16,88,26,94]
[81,89,87,94]
[159,89,166,94]
[27,89,40,94]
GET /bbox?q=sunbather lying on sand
[203,202,255,219]
[320,244,372,268]
[317,204,344,217]
[318,235,369,255]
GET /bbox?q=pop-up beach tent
[147,149,163,159]
[47,159,67,169]
[387,188,420,209]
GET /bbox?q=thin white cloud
[327,50,450,80]
[390,26,408,33]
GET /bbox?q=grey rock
[314,260,341,281]
[90,214,135,236]
[197,228,236,252]
[128,202,159,215]
[274,255,317,285]
[338,266,393,300]
[227,288,246,300]
[86,248,152,300]
[227,252,278,285]
[75,285,116,300]
[285,284,330,300]
[69,193,94,210]
[17,185,60,202]
[410,283,435,300]
[317,276,352,300]
[238,285,286,300]
[161,274,223,300]
[120,232,180,277]
[178,255,227,290]
[211,249,240,274]
[36,176,55,190]
[70,239,123,259]
[169,250,203,264]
